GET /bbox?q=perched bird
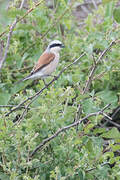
[18,40,64,84]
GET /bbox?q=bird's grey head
[48,40,64,53]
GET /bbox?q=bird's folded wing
[31,52,55,74]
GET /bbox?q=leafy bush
[0,0,120,179]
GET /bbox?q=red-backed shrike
[18,40,64,84]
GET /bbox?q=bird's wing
[31,52,55,74]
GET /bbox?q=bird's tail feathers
[15,74,31,85]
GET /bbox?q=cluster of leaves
[0,0,120,179]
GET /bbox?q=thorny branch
[83,39,117,94]
[0,0,26,70]
[29,104,111,157]
[74,39,117,130]
[5,53,86,117]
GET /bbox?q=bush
[0,0,120,179]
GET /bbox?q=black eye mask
[50,43,64,48]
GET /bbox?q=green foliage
[113,7,120,23]
[0,0,120,179]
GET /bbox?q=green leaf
[111,144,120,151]
[11,81,30,95]
[101,127,120,139]
[96,90,117,107]
[78,170,85,180]
[18,52,29,69]
[113,7,120,23]
[86,139,93,153]
[102,0,114,4]
[0,92,11,105]
[0,172,9,180]
[82,98,99,114]
[7,8,26,18]
[93,128,106,134]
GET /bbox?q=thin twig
[21,1,75,55]
[0,0,26,70]
[86,162,109,172]
[29,104,111,157]
[0,40,4,62]
[104,117,120,128]
[83,39,116,94]
[75,40,117,128]
[111,106,120,119]
[20,0,26,9]
[0,19,17,69]
[93,71,106,80]
[5,53,86,117]
[101,112,112,120]
[0,105,24,108]
[91,0,97,9]
[100,104,111,112]
[74,103,82,131]
[0,0,44,38]
[101,108,120,128]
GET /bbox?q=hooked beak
[61,44,65,48]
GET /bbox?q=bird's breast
[41,54,59,76]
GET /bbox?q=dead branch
[29,104,111,157]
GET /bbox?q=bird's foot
[43,79,48,88]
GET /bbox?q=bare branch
[0,104,26,109]
[111,106,120,119]
[86,162,109,172]
[101,109,120,128]
[0,0,44,38]
[83,39,116,94]
[5,53,86,117]
[0,0,75,41]
[20,0,26,9]
[0,19,17,69]
[75,40,117,131]
[91,0,97,9]
[93,71,106,80]
[100,103,111,112]
[21,1,75,55]
[101,112,112,120]
[29,104,111,157]
[103,117,120,128]
[0,0,26,70]
[0,105,22,108]
[0,40,4,62]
